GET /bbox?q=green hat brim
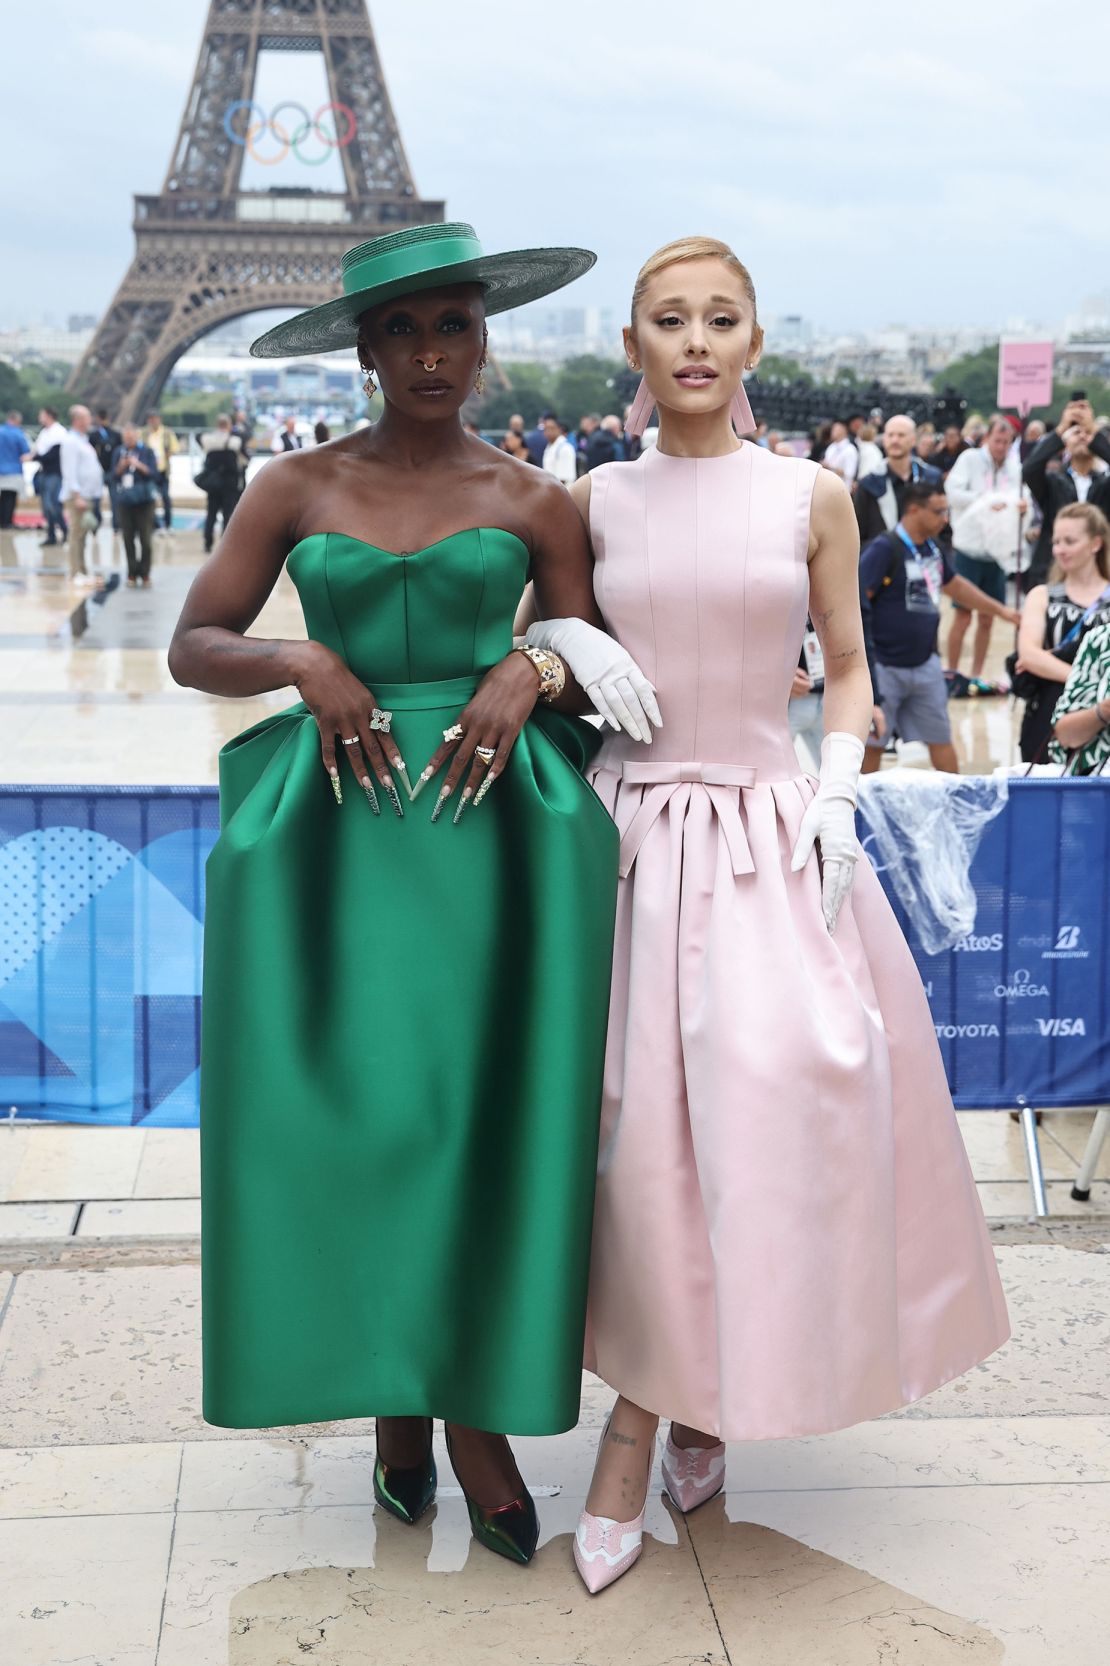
[250,246,596,359]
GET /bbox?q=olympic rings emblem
[224,100,358,166]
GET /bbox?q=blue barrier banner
[858,778,1110,1109]
[0,787,219,1125]
[2,778,1108,1124]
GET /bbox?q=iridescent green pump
[373,1417,437,1525]
[444,1427,540,1565]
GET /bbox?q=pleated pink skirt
[582,768,1010,1441]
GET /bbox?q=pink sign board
[997,341,1055,413]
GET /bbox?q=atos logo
[1042,925,1089,961]
[953,933,1003,953]
[1036,1017,1087,1037]
[994,968,1050,999]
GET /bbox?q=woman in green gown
[168,225,624,1564]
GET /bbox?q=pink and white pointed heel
[573,1502,648,1594]
[574,1419,656,1594]
[661,1429,726,1513]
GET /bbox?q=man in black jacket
[1022,397,1110,590]
[855,413,943,544]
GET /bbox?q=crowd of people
[4,383,1109,775]
[503,390,1110,778]
[787,398,1110,775]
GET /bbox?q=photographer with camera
[1021,394,1110,592]
[1012,503,1110,762]
[111,424,159,587]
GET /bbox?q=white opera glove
[525,618,662,744]
[790,732,866,934]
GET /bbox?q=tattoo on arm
[815,607,835,629]
[608,1432,638,1448]
[832,647,860,661]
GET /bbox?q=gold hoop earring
[362,369,376,398]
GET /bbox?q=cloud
[74,26,187,81]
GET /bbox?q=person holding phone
[1021,395,1110,591]
[111,424,159,586]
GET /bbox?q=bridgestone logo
[935,1023,1001,1039]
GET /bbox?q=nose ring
[421,360,437,372]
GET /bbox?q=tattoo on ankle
[609,1431,638,1447]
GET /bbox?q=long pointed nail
[383,780,404,818]
[430,786,451,824]
[361,777,380,815]
[473,772,496,809]
[409,766,435,804]
[393,759,414,797]
[452,789,473,826]
[330,771,343,805]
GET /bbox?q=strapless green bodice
[287,527,529,682]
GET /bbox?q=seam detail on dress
[736,448,753,759]
[320,532,354,672]
[472,528,488,675]
[641,462,659,687]
[692,459,702,756]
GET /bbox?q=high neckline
[648,442,747,464]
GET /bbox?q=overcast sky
[3,0,1106,342]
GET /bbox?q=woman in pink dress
[526,237,1010,1594]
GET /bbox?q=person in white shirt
[32,407,70,547]
[60,405,105,584]
[945,415,1028,682]
[855,421,883,478]
[541,415,577,487]
[271,415,303,454]
[822,419,858,487]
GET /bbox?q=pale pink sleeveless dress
[583,442,1009,1441]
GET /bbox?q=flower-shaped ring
[370,708,393,734]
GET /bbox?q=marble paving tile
[0,1271,12,1323]
[894,1245,1110,1418]
[175,1414,1110,1526]
[976,1178,1110,1219]
[0,1511,173,1665]
[132,1128,201,1199]
[0,1265,374,1447]
[161,1497,716,1666]
[2,1246,1105,1461]
[699,1482,1109,1666]
[0,1201,77,1239]
[1047,1109,1110,1178]
[690,1503,1003,1662]
[731,1413,1110,1494]
[77,1197,202,1237]
[0,1440,181,1519]
[0,1125,144,1203]
[177,1426,667,1520]
[956,1110,1077,1181]
[0,1265,209,1447]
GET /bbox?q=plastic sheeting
[856,771,1009,955]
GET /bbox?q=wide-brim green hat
[250,221,596,358]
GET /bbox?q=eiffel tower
[69,0,443,421]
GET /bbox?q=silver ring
[475,746,496,765]
[443,724,464,744]
[370,709,393,734]
[342,736,360,745]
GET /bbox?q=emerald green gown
[201,529,618,1432]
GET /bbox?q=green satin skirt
[201,675,618,1432]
